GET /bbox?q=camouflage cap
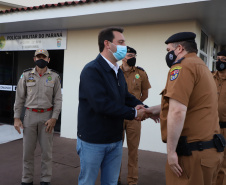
[34,49,49,57]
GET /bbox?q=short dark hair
[98,27,124,52]
[173,41,198,54]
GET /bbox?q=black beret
[165,32,196,44]
[127,46,137,54]
[217,50,226,57]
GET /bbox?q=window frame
[199,30,209,65]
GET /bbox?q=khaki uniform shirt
[213,71,226,122]
[14,67,62,119]
[160,53,220,143]
[120,65,151,100]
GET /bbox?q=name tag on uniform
[27,80,36,82]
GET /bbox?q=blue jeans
[76,138,123,185]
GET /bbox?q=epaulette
[172,57,185,66]
[50,69,60,74]
[23,68,33,72]
[136,66,145,71]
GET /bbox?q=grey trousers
[22,109,53,183]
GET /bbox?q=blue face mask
[110,43,127,61]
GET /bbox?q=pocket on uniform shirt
[26,82,36,95]
[45,82,54,88]
[134,79,141,90]
[26,82,36,87]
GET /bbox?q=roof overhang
[0,1,23,8]
[0,0,226,45]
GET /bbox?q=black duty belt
[176,134,226,156]
[188,140,215,151]
[220,122,226,128]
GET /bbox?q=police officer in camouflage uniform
[14,49,62,185]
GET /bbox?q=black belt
[176,135,226,156]
[220,122,226,128]
[188,140,215,151]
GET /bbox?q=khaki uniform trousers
[22,109,53,183]
[119,119,141,185]
[166,148,223,185]
[216,128,226,185]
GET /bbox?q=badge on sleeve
[170,66,182,81]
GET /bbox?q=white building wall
[61,20,201,153]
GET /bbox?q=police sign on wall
[0,30,67,51]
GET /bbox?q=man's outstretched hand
[135,104,161,123]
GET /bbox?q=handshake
[135,104,161,123]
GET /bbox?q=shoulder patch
[50,69,60,74]
[23,68,33,72]
[170,66,182,81]
[136,66,145,71]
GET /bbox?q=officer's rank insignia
[135,74,140,79]
[47,76,52,81]
[170,66,182,81]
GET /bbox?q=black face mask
[35,59,48,69]
[127,57,136,67]
[165,50,177,68]
[216,60,226,71]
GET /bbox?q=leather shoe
[40,182,50,185]
[21,182,33,185]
